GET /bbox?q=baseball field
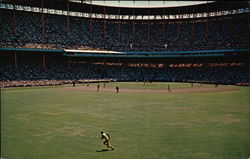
[1,82,250,159]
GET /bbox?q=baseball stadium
[0,0,250,159]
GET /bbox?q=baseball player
[99,131,114,150]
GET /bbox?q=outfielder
[99,131,114,150]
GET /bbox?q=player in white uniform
[100,131,114,150]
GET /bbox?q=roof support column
[118,22,121,41]
[192,6,195,40]
[68,56,71,70]
[132,0,135,42]
[103,7,106,40]
[14,51,17,70]
[42,53,46,72]
[133,8,135,41]
[41,0,45,38]
[205,5,209,41]
[13,2,16,36]
[177,8,181,40]
[205,20,208,41]
[192,21,195,39]
[147,9,150,41]
[118,1,121,41]
[162,22,165,40]
[162,9,165,41]
[118,11,121,41]
[90,5,93,40]
[67,1,70,38]
[177,22,180,40]
[230,16,233,39]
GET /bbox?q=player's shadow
[96,149,112,152]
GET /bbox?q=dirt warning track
[64,86,238,94]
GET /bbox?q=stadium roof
[1,0,249,15]
[73,1,214,8]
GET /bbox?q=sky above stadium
[76,1,214,8]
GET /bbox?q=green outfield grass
[1,82,250,159]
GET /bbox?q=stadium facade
[0,0,249,87]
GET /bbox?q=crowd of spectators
[1,9,249,51]
[0,9,249,87]
[1,56,249,87]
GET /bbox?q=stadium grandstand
[0,0,249,87]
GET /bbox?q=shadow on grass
[96,149,113,152]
